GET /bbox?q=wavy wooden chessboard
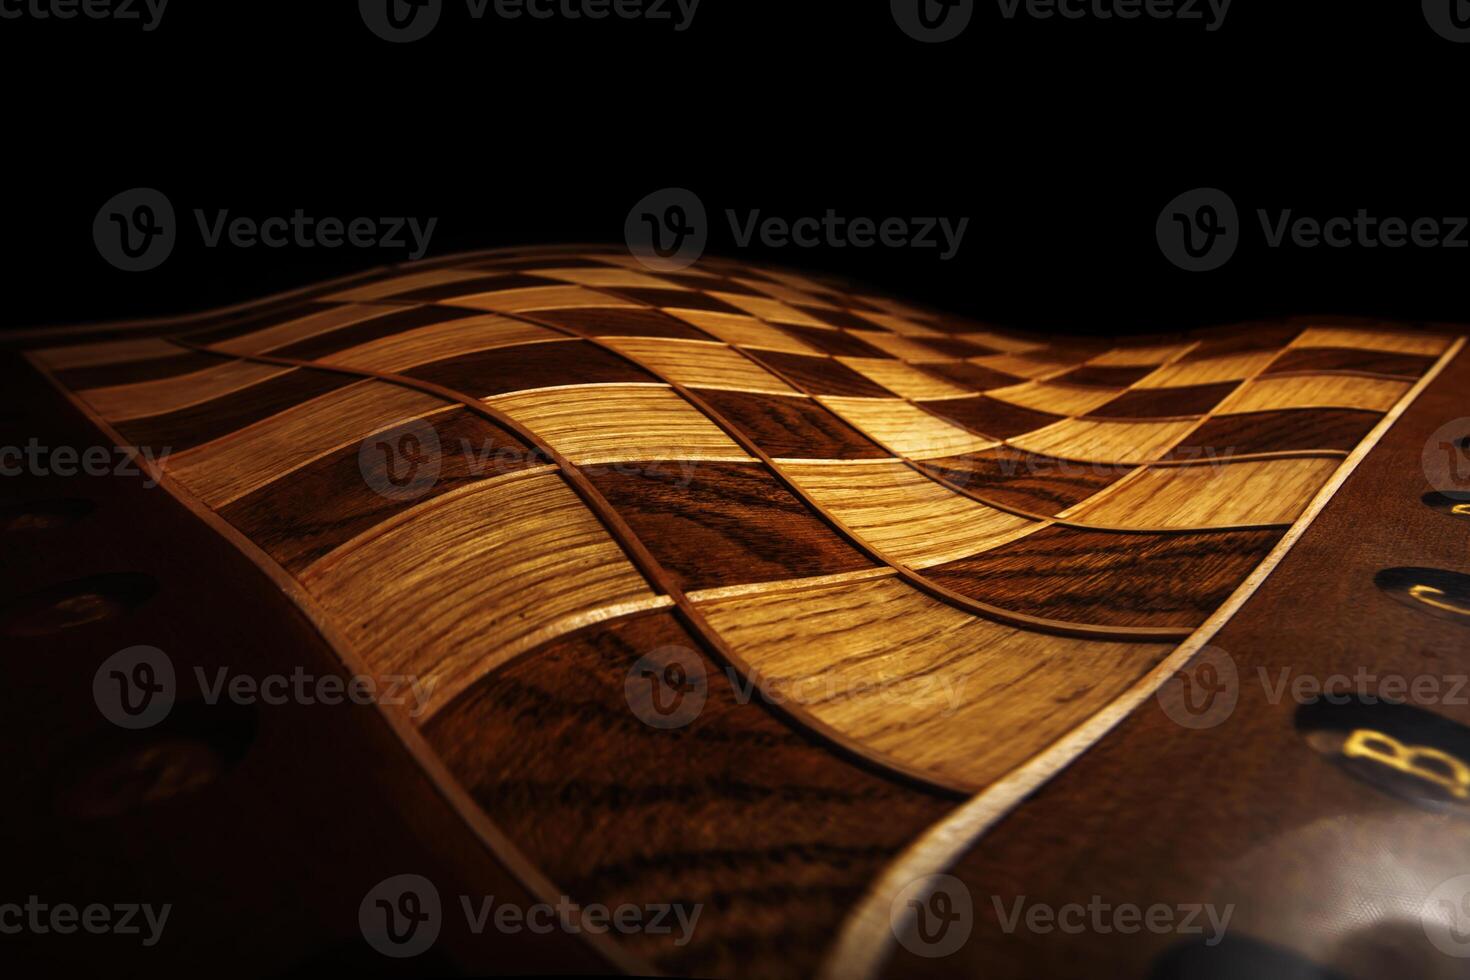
[19,246,1465,978]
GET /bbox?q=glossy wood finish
[852,337,1470,980]
[9,247,1465,980]
[925,526,1283,628]
[424,610,954,980]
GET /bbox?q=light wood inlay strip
[818,334,1468,980]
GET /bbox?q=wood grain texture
[423,610,954,980]
[18,247,1461,980]
[323,265,505,302]
[488,384,753,464]
[1085,381,1239,419]
[700,293,825,328]
[207,303,400,356]
[300,469,666,718]
[1216,374,1412,413]
[77,358,292,422]
[1063,456,1342,527]
[451,283,640,313]
[404,338,658,397]
[837,357,971,399]
[986,380,1127,416]
[924,525,1283,627]
[1291,325,1453,355]
[1053,363,1155,387]
[320,313,559,373]
[970,351,1080,379]
[601,337,798,394]
[1262,346,1437,379]
[1164,408,1382,457]
[1085,343,1194,366]
[917,393,1065,439]
[915,361,1028,392]
[218,407,542,574]
[1135,350,1277,387]
[668,310,823,354]
[819,397,999,458]
[52,345,217,390]
[853,332,965,362]
[771,322,890,358]
[111,367,357,455]
[582,459,877,591]
[264,305,490,361]
[698,576,1161,790]
[1008,417,1199,464]
[871,337,1470,980]
[164,380,455,507]
[527,306,712,340]
[696,389,890,460]
[31,335,192,370]
[780,461,1039,567]
[744,349,896,397]
[920,448,1133,516]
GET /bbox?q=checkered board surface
[21,245,1460,974]
[31,245,1456,717]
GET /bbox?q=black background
[1,0,1462,335]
